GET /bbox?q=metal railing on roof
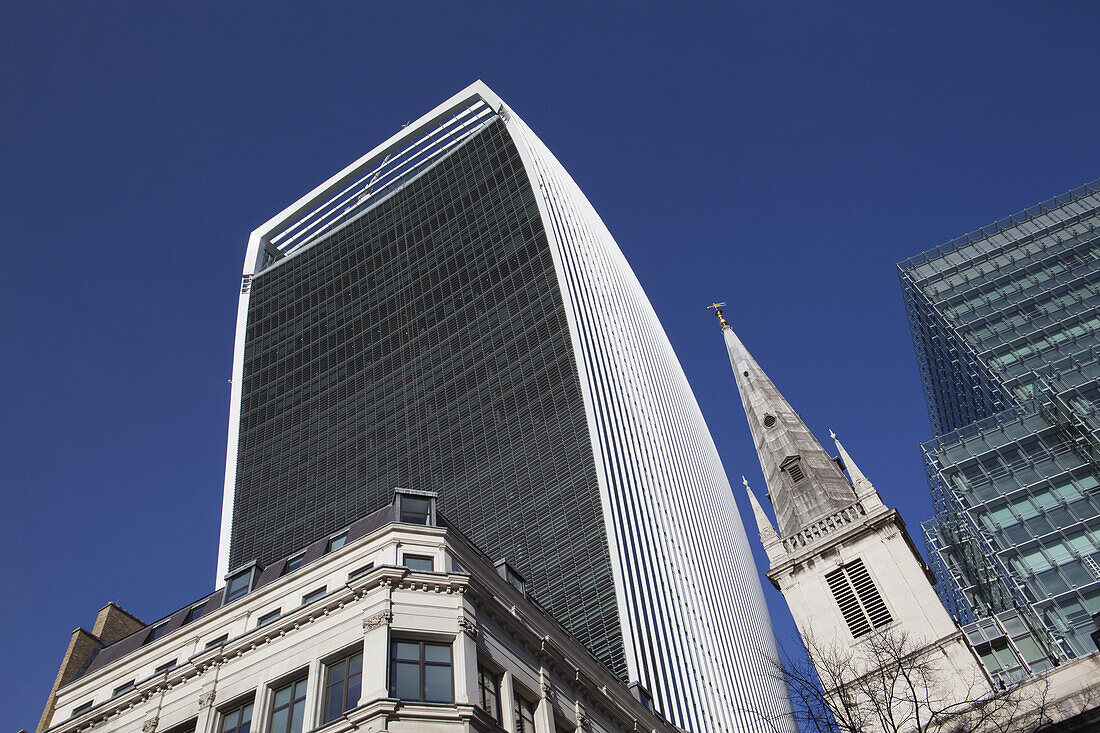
[260,99,498,268]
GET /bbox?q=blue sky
[4,2,1100,728]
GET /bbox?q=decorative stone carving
[459,617,478,638]
[198,690,216,708]
[141,718,158,733]
[362,610,392,631]
[541,680,554,699]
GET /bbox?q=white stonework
[44,515,675,733]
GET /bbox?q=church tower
[712,306,991,730]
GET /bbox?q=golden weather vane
[707,302,729,328]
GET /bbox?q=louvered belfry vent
[825,559,893,638]
[783,456,806,483]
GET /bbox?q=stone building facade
[38,490,675,733]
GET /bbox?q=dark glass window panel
[403,554,434,572]
[225,571,251,603]
[283,554,304,574]
[401,496,431,524]
[205,635,228,651]
[348,563,374,581]
[514,694,537,733]
[390,641,452,702]
[257,609,281,627]
[270,679,307,733]
[183,604,206,625]
[302,587,326,605]
[477,665,501,722]
[393,661,420,699]
[326,533,348,553]
[220,703,253,733]
[145,623,168,645]
[323,651,363,722]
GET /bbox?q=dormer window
[326,532,349,554]
[282,553,305,575]
[781,455,806,484]
[400,496,432,524]
[223,564,260,604]
[143,622,169,646]
[394,488,437,526]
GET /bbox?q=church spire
[713,307,857,539]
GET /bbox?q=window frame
[326,532,349,554]
[301,586,327,605]
[514,688,538,733]
[223,565,259,605]
[268,675,308,733]
[348,562,375,581]
[182,602,207,626]
[256,608,282,628]
[143,621,169,646]
[476,663,503,723]
[402,553,435,572]
[399,494,433,525]
[389,638,454,703]
[282,553,305,576]
[321,647,364,724]
[216,695,256,733]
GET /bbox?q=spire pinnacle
[743,476,780,552]
[707,302,729,329]
[830,430,884,510]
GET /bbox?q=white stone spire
[714,307,858,538]
[743,476,782,562]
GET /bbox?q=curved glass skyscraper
[218,81,791,731]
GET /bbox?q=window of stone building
[477,664,502,723]
[143,622,169,646]
[269,677,308,733]
[112,680,135,697]
[256,609,281,628]
[348,563,374,581]
[224,569,254,604]
[514,690,537,733]
[326,532,348,554]
[183,602,207,626]
[400,495,433,525]
[71,700,94,718]
[218,698,254,733]
[282,553,305,575]
[402,554,435,572]
[390,640,453,703]
[302,586,327,605]
[322,650,363,723]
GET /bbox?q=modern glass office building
[899,181,1100,676]
[216,82,791,732]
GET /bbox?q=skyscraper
[899,181,1100,669]
[217,82,791,731]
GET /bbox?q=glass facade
[230,119,624,677]
[900,181,1100,662]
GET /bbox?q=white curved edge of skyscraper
[217,80,794,732]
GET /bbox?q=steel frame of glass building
[899,181,1100,682]
[215,81,793,732]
